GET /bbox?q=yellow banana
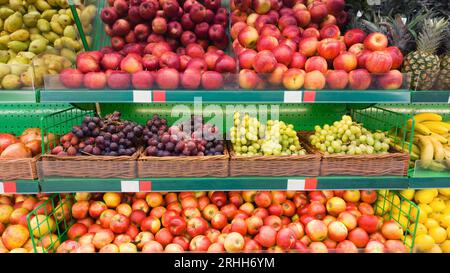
[429,136,445,160]
[414,123,432,135]
[410,151,420,161]
[430,132,448,144]
[416,135,434,168]
[444,148,450,168]
[436,122,450,130]
[428,161,447,172]
[414,113,443,123]
[422,122,449,135]
[412,143,421,155]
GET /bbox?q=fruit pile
[18,190,409,253]
[0,128,55,158]
[0,194,59,253]
[0,2,97,90]
[406,113,450,172]
[309,115,391,155]
[399,189,450,253]
[143,114,225,157]
[51,112,143,156]
[231,0,404,90]
[58,0,238,90]
[230,113,306,156]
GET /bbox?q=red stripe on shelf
[153,90,166,102]
[3,181,16,193]
[303,91,316,102]
[305,178,318,190]
[140,181,152,192]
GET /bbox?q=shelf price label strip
[287,178,318,190]
[0,181,17,194]
[133,90,166,103]
[120,180,152,192]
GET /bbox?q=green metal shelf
[39,89,411,103]
[0,180,40,194]
[39,176,410,193]
[0,90,37,103]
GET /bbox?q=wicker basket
[229,138,321,177]
[0,156,39,180]
[137,145,229,178]
[40,151,139,179]
[298,131,409,176]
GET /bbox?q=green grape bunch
[309,115,391,155]
[230,112,306,156]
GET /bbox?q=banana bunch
[407,113,450,172]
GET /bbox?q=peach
[239,69,260,89]
[305,56,328,73]
[348,69,372,90]
[256,35,279,51]
[253,50,277,73]
[299,37,319,57]
[282,68,305,90]
[268,63,289,86]
[377,70,403,90]
[238,26,259,48]
[304,70,326,90]
[326,70,348,89]
[272,44,294,66]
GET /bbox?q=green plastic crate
[26,193,73,253]
[374,190,419,252]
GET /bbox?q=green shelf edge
[0,90,37,103]
[411,91,450,103]
[0,180,40,194]
[40,89,412,103]
[39,176,411,193]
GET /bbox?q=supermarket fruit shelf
[0,180,40,194]
[38,176,410,193]
[39,89,411,103]
[411,91,450,103]
[0,90,37,103]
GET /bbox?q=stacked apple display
[231,0,405,90]
[308,115,391,155]
[230,112,306,156]
[0,190,407,253]
[143,114,225,157]
[58,0,238,90]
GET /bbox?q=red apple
[333,52,357,72]
[83,72,106,89]
[67,223,88,241]
[385,46,404,70]
[302,27,320,39]
[325,197,347,216]
[318,38,342,60]
[348,227,369,248]
[320,24,341,40]
[309,2,328,23]
[156,68,180,89]
[294,9,311,27]
[365,51,393,73]
[141,216,161,234]
[290,53,307,69]
[155,228,173,247]
[336,240,358,253]
[327,221,348,242]
[187,217,208,237]
[381,220,403,240]
[344,29,367,47]
[109,213,130,234]
[276,227,296,249]
[142,240,164,253]
[298,37,318,57]
[364,32,388,51]
[255,225,277,248]
[72,201,89,220]
[305,220,328,242]
[264,215,282,231]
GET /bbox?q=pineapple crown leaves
[416,18,449,54]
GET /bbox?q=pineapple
[403,18,449,90]
[435,29,450,90]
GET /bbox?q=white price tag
[283,91,303,103]
[121,180,140,192]
[133,90,152,103]
[287,179,306,190]
[0,183,4,194]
